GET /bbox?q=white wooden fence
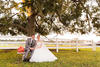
[0,38,96,52]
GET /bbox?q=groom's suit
[22,38,37,61]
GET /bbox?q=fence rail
[0,39,97,52]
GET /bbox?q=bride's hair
[36,34,41,40]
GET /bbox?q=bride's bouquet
[17,46,24,54]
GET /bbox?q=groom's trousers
[22,49,34,61]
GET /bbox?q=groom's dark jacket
[22,38,37,61]
[25,38,37,52]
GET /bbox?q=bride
[29,34,57,62]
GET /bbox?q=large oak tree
[0,0,100,36]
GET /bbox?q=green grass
[0,48,100,67]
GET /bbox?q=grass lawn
[0,44,90,48]
[0,48,100,67]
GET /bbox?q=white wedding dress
[29,41,57,62]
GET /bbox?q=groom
[22,34,37,62]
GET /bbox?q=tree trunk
[27,14,36,37]
[22,0,37,37]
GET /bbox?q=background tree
[0,0,100,36]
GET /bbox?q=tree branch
[78,0,92,30]
[11,23,27,32]
[10,12,24,18]
[96,0,100,7]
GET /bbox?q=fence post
[76,38,79,52]
[56,38,59,53]
[92,40,96,51]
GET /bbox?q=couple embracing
[22,34,57,62]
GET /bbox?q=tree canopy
[0,0,100,36]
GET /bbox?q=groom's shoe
[23,58,29,62]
